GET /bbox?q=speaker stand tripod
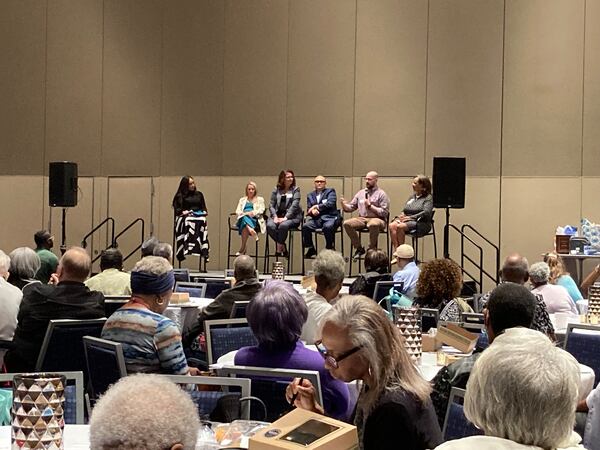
[443,207,451,259]
[59,207,68,255]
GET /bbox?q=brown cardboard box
[555,235,570,254]
[249,408,358,450]
[422,333,442,352]
[437,323,479,354]
[169,292,190,304]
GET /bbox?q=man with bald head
[341,171,390,260]
[182,255,261,348]
[302,175,340,258]
[5,247,105,372]
[480,253,554,338]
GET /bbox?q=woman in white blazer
[235,181,266,255]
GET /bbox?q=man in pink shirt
[340,171,390,260]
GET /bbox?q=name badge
[322,199,327,204]
[286,193,292,199]
[407,198,415,205]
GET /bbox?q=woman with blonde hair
[234,181,266,255]
[287,295,442,450]
[544,252,583,301]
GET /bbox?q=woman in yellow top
[234,181,266,255]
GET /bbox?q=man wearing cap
[5,247,105,372]
[33,230,59,283]
[302,175,340,259]
[391,244,420,299]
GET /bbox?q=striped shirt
[102,307,189,375]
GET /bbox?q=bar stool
[301,213,344,275]
[226,213,260,269]
[348,222,390,276]
[407,211,437,263]
[264,226,302,275]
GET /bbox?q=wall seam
[43,0,49,229]
[351,0,357,177]
[221,1,226,176]
[498,0,507,253]
[159,0,165,179]
[423,0,430,174]
[100,0,105,177]
[580,0,587,218]
[284,0,291,169]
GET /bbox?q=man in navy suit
[302,175,340,258]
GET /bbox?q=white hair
[89,374,200,450]
[0,250,10,275]
[312,250,345,290]
[464,328,579,448]
[529,261,550,284]
[132,256,173,276]
[9,247,40,279]
[153,242,173,261]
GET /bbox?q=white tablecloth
[164,297,214,333]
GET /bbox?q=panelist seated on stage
[85,248,131,296]
[234,181,266,256]
[267,170,302,257]
[33,229,59,283]
[302,175,340,259]
[172,175,210,263]
[102,256,198,375]
[4,247,105,372]
[388,175,433,249]
[182,255,262,348]
[341,171,390,261]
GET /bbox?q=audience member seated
[578,383,600,450]
[302,175,340,258]
[301,250,345,344]
[391,244,420,299]
[414,258,472,322]
[430,283,537,426]
[480,253,554,338]
[5,247,105,372]
[267,170,302,257]
[235,181,265,256]
[348,248,392,299]
[288,295,442,450]
[33,229,59,283]
[102,256,196,375]
[153,242,173,261]
[89,373,200,450]
[435,328,584,450]
[341,171,390,260]
[141,236,159,257]
[0,250,23,366]
[530,262,578,315]
[85,248,132,296]
[182,255,261,348]
[7,247,41,291]
[388,175,433,249]
[544,252,583,301]
[235,280,350,421]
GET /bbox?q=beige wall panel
[354,0,428,176]
[47,177,95,258]
[583,0,600,175]
[501,177,581,271]
[223,1,288,175]
[107,177,153,270]
[426,0,503,176]
[286,0,355,175]
[102,0,162,176]
[155,176,222,271]
[0,177,45,251]
[162,0,224,176]
[502,0,584,176]
[582,177,600,223]
[45,0,103,176]
[0,1,46,175]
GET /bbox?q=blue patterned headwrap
[130,270,175,295]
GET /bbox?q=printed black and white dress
[174,191,209,261]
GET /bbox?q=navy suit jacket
[307,188,338,221]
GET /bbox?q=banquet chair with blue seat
[174,281,207,298]
[564,323,600,385]
[442,387,483,441]
[190,278,232,299]
[205,318,258,365]
[173,268,190,283]
[83,336,127,403]
[229,300,250,319]
[218,366,323,422]
[35,318,107,373]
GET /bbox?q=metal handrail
[81,217,116,263]
[446,224,484,292]
[461,224,500,284]
[114,218,145,262]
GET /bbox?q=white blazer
[235,196,266,234]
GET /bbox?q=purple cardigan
[234,341,351,421]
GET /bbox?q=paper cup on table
[554,312,570,330]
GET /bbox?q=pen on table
[290,377,305,406]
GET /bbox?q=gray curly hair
[528,262,550,284]
[312,250,345,290]
[89,374,200,450]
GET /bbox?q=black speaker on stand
[432,157,466,259]
[49,162,78,255]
